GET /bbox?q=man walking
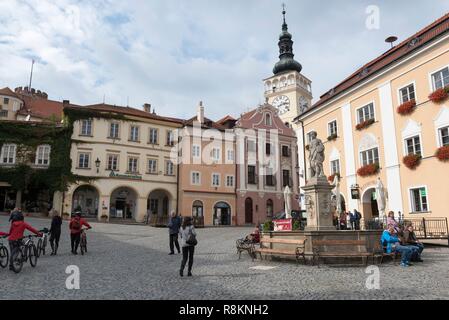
[168,211,182,255]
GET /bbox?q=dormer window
[265,113,272,126]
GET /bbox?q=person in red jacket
[0,230,8,237]
[69,212,92,255]
[8,214,42,270]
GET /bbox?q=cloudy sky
[1,0,449,120]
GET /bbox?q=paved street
[1,216,449,300]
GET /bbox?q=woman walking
[49,209,62,255]
[179,216,197,277]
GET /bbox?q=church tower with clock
[263,6,313,126]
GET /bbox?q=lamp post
[95,158,101,173]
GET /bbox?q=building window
[405,136,421,156]
[399,84,416,103]
[80,119,92,136]
[410,187,428,213]
[192,145,201,158]
[265,168,275,187]
[439,126,449,146]
[165,160,174,176]
[211,148,220,161]
[282,145,290,157]
[265,113,272,126]
[166,130,175,146]
[357,103,375,124]
[129,126,139,142]
[128,157,139,173]
[328,120,338,136]
[431,67,449,90]
[265,143,272,155]
[36,145,51,166]
[282,169,291,187]
[247,140,256,152]
[147,159,158,174]
[192,200,203,217]
[331,159,340,175]
[360,147,379,166]
[306,132,314,144]
[78,153,90,169]
[0,110,7,118]
[227,149,234,161]
[109,122,120,139]
[212,173,220,187]
[247,165,256,184]
[226,175,235,187]
[149,128,158,144]
[266,199,274,218]
[107,154,119,171]
[3,98,9,104]
[191,172,201,185]
[1,144,16,164]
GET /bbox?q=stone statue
[308,131,325,178]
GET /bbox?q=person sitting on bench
[381,226,413,267]
[245,225,260,243]
[403,224,424,262]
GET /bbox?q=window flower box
[402,153,421,169]
[436,145,449,162]
[328,173,340,183]
[397,99,417,116]
[429,87,449,103]
[356,119,375,131]
[357,163,380,177]
[327,134,338,141]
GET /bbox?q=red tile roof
[301,12,449,117]
[0,87,22,100]
[17,94,64,121]
[184,115,227,130]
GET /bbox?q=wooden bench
[255,237,307,264]
[373,244,400,265]
[312,239,373,267]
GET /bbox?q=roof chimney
[197,101,204,124]
[143,103,151,113]
[63,100,70,107]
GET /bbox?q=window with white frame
[226,175,235,187]
[360,147,379,166]
[192,145,201,158]
[107,154,119,171]
[36,145,51,166]
[128,157,139,173]
[165,160,174,176]
[129,126,139,142]
[109,122,120,139]
[212,173,220,186]
[78,153,90,169]
[191,172,201,185]
[80,119,92,136]
[0,110,7,118]
[166,130,175,146]
[148,159,158,174]
[328,120,338,136]
[431,67,449,90]
[149,128,158,144]
[306,132,314,144]
[439,126,449,146]
[399,84,416,103]
[330,159,340,175]
[227,149,234,161]
[410,187,428,213]
[405,136,421,155]
[357,103,375,124]
[247,140,256,152]
[265,113,272,126]
[211,148,220,161]
[1,144,16,164]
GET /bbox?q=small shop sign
[109,171,142,180]
[273,219,292,232]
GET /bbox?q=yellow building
[292,13,449,222]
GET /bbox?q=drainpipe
[296,119,307,183]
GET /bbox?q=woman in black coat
[49,209,63,255]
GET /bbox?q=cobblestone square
[1,216,449,300]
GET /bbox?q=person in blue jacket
[381,226,413,267]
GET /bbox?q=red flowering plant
[328,173,340,182]
[402,153,422,169]
[436,145,449,162]
[428,87,449,103]
[355,119,375,131]
[327,134,338,141]
[397,99,417,116]
[357,163,380,177]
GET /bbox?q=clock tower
[264,6,313,126]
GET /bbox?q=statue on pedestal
[308,131,325,178]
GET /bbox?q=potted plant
[429,87,449,103]
[397,99,417,115]
[356,118,375,131]
[327,133,338,141]
[402,153,422,169]
[327,172,340,183]
[436,145,449,162]
[357,163,380,177]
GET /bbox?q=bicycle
[11,235,39,274]
[80,228,90,255]
[36,228,49,257]
[0,235,9,269]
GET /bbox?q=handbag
[186,227,198,246]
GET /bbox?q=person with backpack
[49,209,63,255]
[69,212,92,255]
[179,216,197,277]
[168,211,182,255]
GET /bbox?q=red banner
[273,219,292,232]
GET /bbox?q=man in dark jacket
[168,211,182,255]
[403,224,424,262]
[49,209,63,255]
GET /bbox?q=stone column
[135,197,147,223]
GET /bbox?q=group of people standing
[167,211,197,277]
[334,209,362,230]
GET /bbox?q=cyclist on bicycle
[7,213,42,270]
[69,212,92,255]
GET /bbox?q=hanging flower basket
[429,87,449,103]
[356,119,375,131]
[436,145,449,162]
[397,100,417,115]
[327,173,340,182]
[327,134,338,141]
[402,154,421,169]
[357,163,380,177]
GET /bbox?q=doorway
[245,198,253,224]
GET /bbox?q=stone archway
[72,185,99,217]
[147,189,171,217]
[110,187,138,220]
[362,188,379,220]
[213,201,231,226]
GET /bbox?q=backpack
[71,219,81,231]
[186,227,198,246]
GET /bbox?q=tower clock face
[272,95,290,115]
